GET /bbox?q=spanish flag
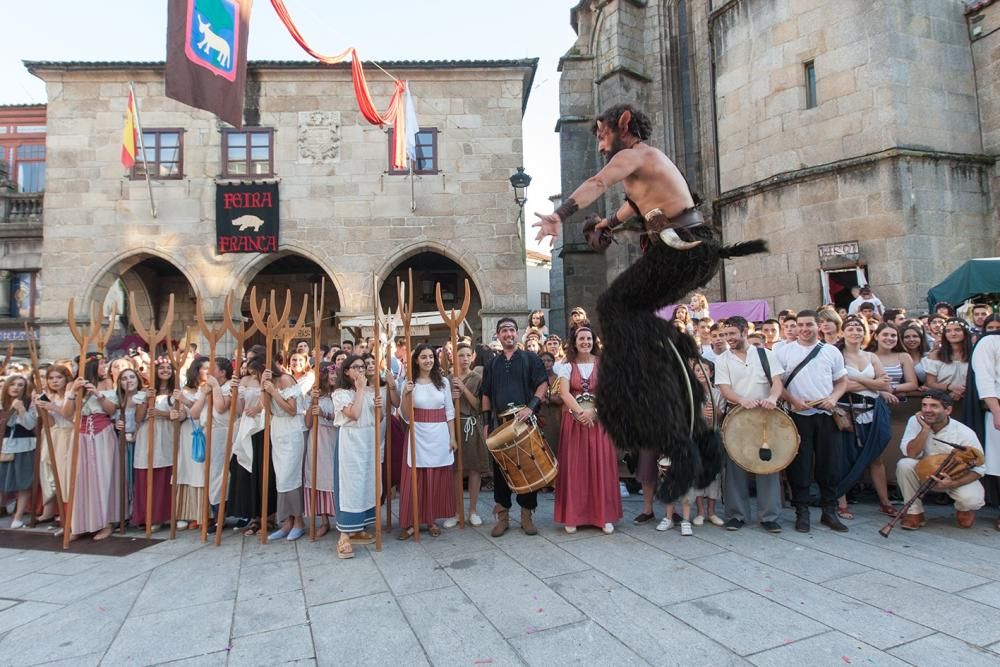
[121,89,137,168]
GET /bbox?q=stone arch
[229,244,347,306]
[374,240,487,310]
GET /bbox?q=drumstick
[759,415,772,462]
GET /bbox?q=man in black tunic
[480,317,548,537]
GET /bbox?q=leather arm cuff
[607,211,623,229]
[527,396,542,413]
[554,197,579,221]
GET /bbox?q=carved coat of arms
[297,111,341,164]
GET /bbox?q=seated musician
[897,390,985,530]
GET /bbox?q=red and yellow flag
[121,90,137,168]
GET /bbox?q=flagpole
[409,163,416,213]
[129,81,158,218]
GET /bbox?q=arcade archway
[241,253,342,351]
[378,251,483,345]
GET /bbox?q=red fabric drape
[270,0,409,167]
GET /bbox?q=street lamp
[509,167,531,243]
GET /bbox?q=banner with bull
[215,182,279,254]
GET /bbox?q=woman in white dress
[34,364,75,524]
[331,355,386,558]
[264,362,307,542]
[924,318,971,404]
[397,344,457,540]
[304,362,337,538]
[174,359,208,530]
[188,357,235,534]
[133,358,182,530]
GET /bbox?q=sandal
[429,526,442,537]
[879,504,899,518]
[350,532,375,545]
[397,527,415,541]
[836,507,855,520]
[337,536,355,559]
[243,521,260,537]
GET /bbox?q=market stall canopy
[657,299,770,323]
[926,258,1000,310]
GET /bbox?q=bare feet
[93,527,113,541]
[316,523,329,538]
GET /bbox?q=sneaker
[286,527,305,541]
[268,528,289,540]
[680,521,693,536]
[656,517,674,532]
[724,518,744,531]
[692,515,704,527]
[760,521,782,534]
[632,512,655,525]
[175,520,189,530]
[565,525,577,534]
[619,482,630,498]
[9,519,24,529]
[708,514,725,527]
[602,523,615,534]
[469,513,483,527]
[442,516,458,529]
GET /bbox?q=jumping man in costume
[534,104,767,501]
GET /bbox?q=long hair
[84,357,103,386]
[116,368,142,410]
[411,343,444,390]
[316,361,335,395]
[936,318,972,364]
[1,375,32,412]
[565,326,602,363]
[900,322,928,359]
[214,357,234,381]
[840,315,871,351]
[335,354,363,391]
[866,322,904,353]
[45,364,73,398]
[154,361,178,398]
[528,309,546,329]
[185,357,207,389]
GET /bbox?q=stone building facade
[25,59,537,359]
[555,0,999,322]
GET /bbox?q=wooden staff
[195,294,231,543]
[398,270,420,541]
[214,308,258,546]
[63,300,116,549]
[24,324,60,528]
[248,287,303,545]
[371,273,383,551]
[164,327,192,540]
[129,293,175,539]
[309,280,325,542]
[0,342,13,376]
[435,279,471,529]
[383,305,397,531]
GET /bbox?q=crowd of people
[1,288,998,556]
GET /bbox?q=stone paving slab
[958,581,1000,610]
[746,630,910,667]
[225,623,315,666]
[232,589,308,638]
[102,598,235,666]
[309,592,428,667]
[546,569,747,666]
[694,551,932,650]
[508,620,648,667]
[0,575,147,666]
[887,632,1000,666]
[397,585,525,666]
[667,590,828,656]
[560,533,736,606]
[439,548,585,638]
[825,570,1000,646]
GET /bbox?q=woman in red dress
[554,326,623,534]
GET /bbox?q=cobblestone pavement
[0,491,998,666]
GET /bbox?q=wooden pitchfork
[164,326,194,540]
[308,279,325,542]
[129,293,175,538]
[436,279,471,529]
[195,293,231,543]
[63,299,116,549]
[249,287,307,544]
[379,298,398,532]
[214,305,258,546]
[24,323,61,529]
[398,270,420,541]
[370,273,384,551]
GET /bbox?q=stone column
[0,271,12,317]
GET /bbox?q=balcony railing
[3,192,43,223]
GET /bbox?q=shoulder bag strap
[756,346,773,388]
[783,342,824,391]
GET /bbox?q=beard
[601,133,627,163]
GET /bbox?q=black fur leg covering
[594,227,767,503]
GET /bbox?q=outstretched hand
[532,212,561,245]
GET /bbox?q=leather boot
[520,508,538,535]
[794,506,810,533]
[490,505,509,538]
[820,507,848,532]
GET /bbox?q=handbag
[830,406,854,432]
[191,421,206,464]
